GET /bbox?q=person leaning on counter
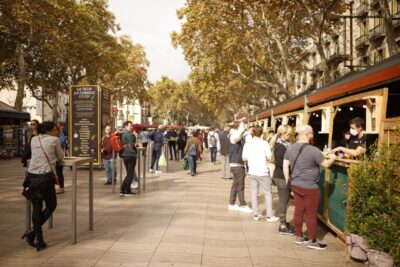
[331,117,367,158]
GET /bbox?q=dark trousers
[229,166,246,206]
[274,178,290,225]
[210,147,217,162]
[292,185,320,241]
[56,164,64,188]
[188,154,197,174]
[31,176,57,237]
[168,141,176,159]
[150,149,162,170]
[121,156,137,193]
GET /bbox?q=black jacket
[273,138,290,179]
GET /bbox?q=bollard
[136,149,141,194]
[143,148,146,191]
[111,150,115,193]
[119,154,123,187]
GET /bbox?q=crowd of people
[20,116,368,252]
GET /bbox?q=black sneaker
[124,191,136,197]
[279,224,296,236]
[307,240,328,250]
[104,181,112,185]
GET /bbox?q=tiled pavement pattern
[0,152,363,267]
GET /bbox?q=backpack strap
[290,143,308,176]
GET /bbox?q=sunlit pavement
[0,152,363,267]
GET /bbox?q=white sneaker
[155,170,162,174]
[228,204,240,211]
[253,213,263,221]
[266,216,279,222]
[149,169,154,173]
[131,181,138,189]
[239,205,253,213]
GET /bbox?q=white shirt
[28,134,64,174]
[242,137,272,176]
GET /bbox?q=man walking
[228,121,252,213]
[243,125,279,222]
[166,127,177,160]
[149,125,165,174]
[219,126,231,179]
[283,125,336,249]
[101,125,116,185]
[207,128,219,164]
[120,121,138,196]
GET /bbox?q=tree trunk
[52,92,59,122]
[380,0,398,56]
[315,41,331,85]
[14,43,27,111]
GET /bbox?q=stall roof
[0,101,30,120]
[250,53,400,122]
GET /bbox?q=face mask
[344,134,351,140]
[350,128,358,136]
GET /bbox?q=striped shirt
[28,134,64,174]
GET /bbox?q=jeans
[220,154,231,179]
[150,148,162,171]
[121,156,137,193]
[103,159,117,182]
[291,185,320,241]
[56,163,64,188]
[168,141,176,160]
[188,154,197,174]
[249,175,274,217]
[274,178,290,224]
[210,147,217,162]
[30,173,57,238]
[229,166,246,206]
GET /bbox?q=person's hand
[331,147,342,154]
[328,153,336,160]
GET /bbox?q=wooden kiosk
[248,54,400,240]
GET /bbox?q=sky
[108,0,191,83]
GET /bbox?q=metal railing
[369,24,385,40]
[356,2,368,16]
[356,34,369,48]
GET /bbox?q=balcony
[356,34,369,49]
[356,2,368,17]
[369,24,385,41]
[326,52,350,64]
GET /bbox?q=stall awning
[0,101,31,120]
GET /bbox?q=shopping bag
[182,158,189,170]
[159,153,167,167]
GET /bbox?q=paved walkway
[0,151,362,267]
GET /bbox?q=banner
[69,85,100,164]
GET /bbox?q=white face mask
[350,128,358,136]
[344,134,351,140]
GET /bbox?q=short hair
[38,121,56,134]
[232,121,240,129]
[252,125,263,137]
[268,129,275,134]
[192,131,198,137]
[350,117,364,128]
[123,121,132,127]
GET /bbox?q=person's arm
[283,159,290,185]
[320,152,336,168]
[331,146,365,157]
[265,142,272,162]
[54,138,65,161]
[242,143,248,161]
[229,128,245,144]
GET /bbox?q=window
[391,0,400,14]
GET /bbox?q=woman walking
[22,121,64,251]
[185,131,200,176]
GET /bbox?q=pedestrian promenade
[0,152,362,267]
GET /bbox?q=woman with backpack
[185,131,200,176]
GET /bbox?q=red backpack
[110,131,124,152]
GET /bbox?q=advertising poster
[69,85,100,164]
[101,88,111,130]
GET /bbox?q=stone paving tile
[0,153,365,267]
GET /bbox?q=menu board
[69,85,100,164]
[101,88,111,130]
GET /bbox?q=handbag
[159,152,167,167]
[182,158,189,170]
[38,137,59,185]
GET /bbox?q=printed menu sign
[69,85,100,163]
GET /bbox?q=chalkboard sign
[69,85,101,164]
